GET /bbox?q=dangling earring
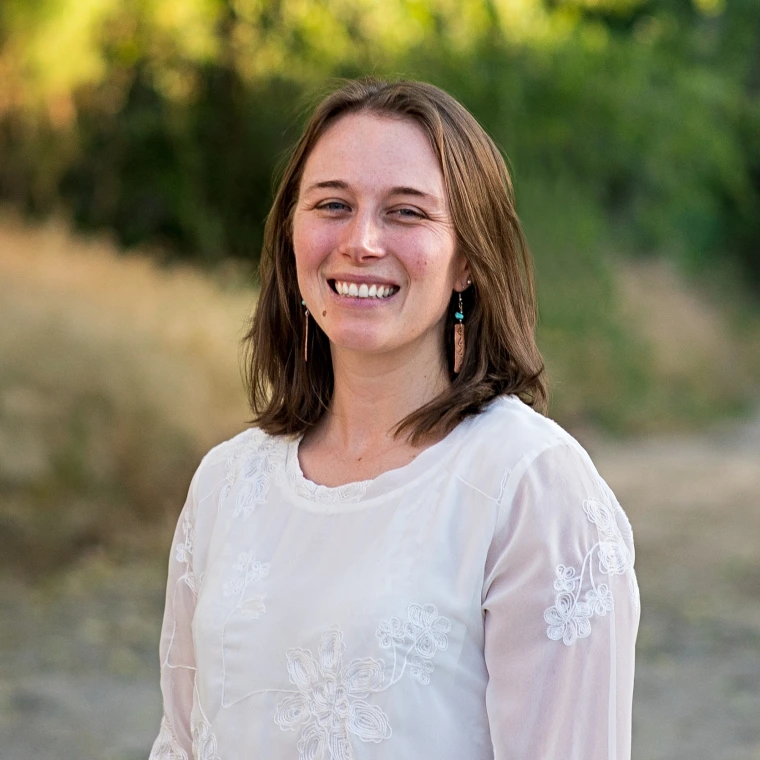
[453,291,465,374]
[301,299,309,363]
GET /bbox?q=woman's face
[293,112,468,364]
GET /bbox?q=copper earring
[453,291,465,374]
[301,299,309,362]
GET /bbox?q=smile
[329,280,399,299]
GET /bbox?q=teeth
[333,280,397,299]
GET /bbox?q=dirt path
[594,412,760,760]
[2,415,759,760]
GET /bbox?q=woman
[150,78,639,760]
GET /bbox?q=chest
[192,476,497,712]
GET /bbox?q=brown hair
[243,77,547,443]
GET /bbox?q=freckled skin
[293,113,469,362]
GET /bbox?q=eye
[392,207,425,219]
[317,201,350,212]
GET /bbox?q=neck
[315,340,450,457]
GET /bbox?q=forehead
[300,112,444,196]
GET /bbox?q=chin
[327,328,395,356]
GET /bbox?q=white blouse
[149,394,639,760]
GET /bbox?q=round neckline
[282,408,482,510]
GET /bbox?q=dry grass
[0,209,253,574]
[617,257,760,425]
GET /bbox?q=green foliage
[0,0,758,280]
[0,0,760,281]
[406,28,758,273]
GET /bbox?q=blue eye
[395,208,423,218]
[319,201,348,212]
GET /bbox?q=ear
[453,255,471,293]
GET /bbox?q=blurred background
[0,0,759,758]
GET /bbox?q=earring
[301,299,309,363]
[453,291,465,374]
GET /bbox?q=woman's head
[244,78,547,441]
[293,111,467,371]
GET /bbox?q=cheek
[399,234,457,292]
[293,219,334,274]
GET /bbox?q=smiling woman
[245,79,547,453]
[149,79,639,760]
[292,113,466,422]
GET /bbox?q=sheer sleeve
[149,465,203,760]
[482,441,640,760]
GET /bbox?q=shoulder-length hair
[243,77,547,443]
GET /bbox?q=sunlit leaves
[18,0,119,103]
[692,0,725,16]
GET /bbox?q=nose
[339,209,385,261]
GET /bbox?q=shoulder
[194,426,285,484]
[458,395,628,536]
[471,395,611,501]
[187,426,288,520]
[478,398,636,573]
[457,394,586,485]
[180,426,287,576]
[480,399,638,607]
[470,394,575,453]
[443,394,592,510]
[199,425,278,467]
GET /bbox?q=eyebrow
[302,180,439,201]
[303,180,349,192]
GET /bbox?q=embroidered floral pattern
[375,604,451,687]
[552,564,580,593]
[409,655,434,685]
[545,588,593,646]
[585,584,614,616]
[544,488,636,646]
[223,551,270,616]
[221,551,271,707]
[284,438,369,505]
[220,429,283,520]
[375,604,451,685]
[375,616,405,649]
[174,510,196,595]
[287,466,369,505]
[583,496,634,575]
[192,715,221,760]
[275,604,451,759]
[149,715,188,760]
[275,628,391,759]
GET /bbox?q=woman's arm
[149,466,202,759]
[482,441,640,760]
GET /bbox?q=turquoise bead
[455,311,464,320]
